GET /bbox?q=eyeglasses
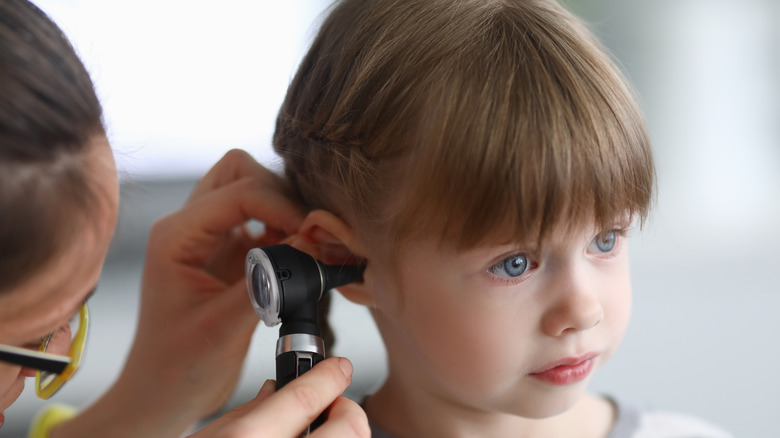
[0,303,89,399]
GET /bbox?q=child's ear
[294,210,374,307]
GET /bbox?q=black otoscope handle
[276,334,326,435]
[276,350,325,389]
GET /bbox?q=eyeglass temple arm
[0,345,70,374]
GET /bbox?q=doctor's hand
[190,357,370,438]
[53,149,307,438]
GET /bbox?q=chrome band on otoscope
[276,333,325,357]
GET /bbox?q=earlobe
[295,210,375,307]
[334,282,375,307]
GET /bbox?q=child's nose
[541,274,604,337]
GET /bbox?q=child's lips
[529,352,598,386]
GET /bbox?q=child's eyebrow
[493,234,540,250]
[472,238,540,254]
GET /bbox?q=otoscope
[245,244,364,433]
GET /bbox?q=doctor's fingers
[151,176,304,264]
[237,358,364,437]
[187,149,285,202]
[200,220,288,286]
[309,397,371,438]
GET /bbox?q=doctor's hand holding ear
[53,150,369,438]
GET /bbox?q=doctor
[0,1,368,437]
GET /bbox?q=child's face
[367,219,632,418]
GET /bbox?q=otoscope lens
[246,248,282,326]
[251,264,269,308]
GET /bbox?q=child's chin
[504,388,589,419]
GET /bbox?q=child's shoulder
[608,396,733,438]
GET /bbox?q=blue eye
[590,230,617,253]
[489,254,529,278]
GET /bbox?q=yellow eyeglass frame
[35,303,89,399]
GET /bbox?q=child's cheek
[402,280,528,398]
[409,307,519,398]
[600,260,633,359]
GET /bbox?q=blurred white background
[5,0,779,436]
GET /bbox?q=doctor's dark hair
[0,0,107,293]
[274,0,655,348]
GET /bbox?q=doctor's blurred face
[0,137,119,429]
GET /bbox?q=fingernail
[259,379,276,394]
[337,357,353,379]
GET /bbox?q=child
[272,0,732,436]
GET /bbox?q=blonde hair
[275,0,654,253]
